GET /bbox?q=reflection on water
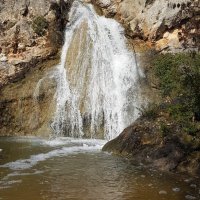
[0,137,199,200]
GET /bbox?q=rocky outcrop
[0,0,73,88]
[103,116,200,176]
[91,1,200,175]
[91,0,200,52]
[0,0,75,136]
[0,57,59,136]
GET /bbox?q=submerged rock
[172,188,181,192]
[159,190,167,195]
[185,195,197,200]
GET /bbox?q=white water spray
[50,1,143,140]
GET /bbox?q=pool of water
[0,137,199,200]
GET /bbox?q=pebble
[185,195,197,200]
[190,184,197,188]
[172,188,181,192]
[184,179,193,183]
[159,190,167,195]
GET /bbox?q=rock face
[92,0,200,52]
[95,1,200,175]
[0,0,75,136]
[103,117,200,175]
[0,58,59,136]
[0,0,73,88]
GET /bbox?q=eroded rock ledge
[91,0,200,53]
[0,0,73,88]
[103,117,200,176]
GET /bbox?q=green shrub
[32,16,48,36]
[138,103,159,120]
[153,52,200,135]
[160,122,171,137]
[167,101,193,121]
[153,53,200,121]
[183,123,198,136]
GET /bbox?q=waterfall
[49,1,143,140]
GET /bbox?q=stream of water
[49,0,143,140]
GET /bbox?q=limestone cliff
[0,0,73,88]
[0,0,74,136]
[91,0,200,52]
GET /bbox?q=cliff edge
[91,0,199,53]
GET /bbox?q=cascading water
[50,0,144,140]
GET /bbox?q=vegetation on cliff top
[32,16,49,36]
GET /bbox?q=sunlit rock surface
[0,58,59,136]
[0,0,73,88]
[93,0,200,52]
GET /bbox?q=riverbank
[0,136,200,200]
[103,53,200,176]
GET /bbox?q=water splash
[50,1,143,140]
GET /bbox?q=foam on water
[0,179,22,190]
[0,143,103,170]
[0,136,106,147]
[6,171,44,178]
[42,137,106,147]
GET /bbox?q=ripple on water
[0,137,200,200]
[172,188,181,192]
[0,142,103,170]
[185,195,197,200]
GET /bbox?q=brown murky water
[0,137,199,200]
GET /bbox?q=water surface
[0,137,199,200]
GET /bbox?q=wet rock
[190,184,197,188]
[91,0,117,17]
[159,190,167,195]
[102,116,200,175]
[0,57,59,137]
[95,0,111,8]
[185,195,197,200]
[172,188,181,192]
